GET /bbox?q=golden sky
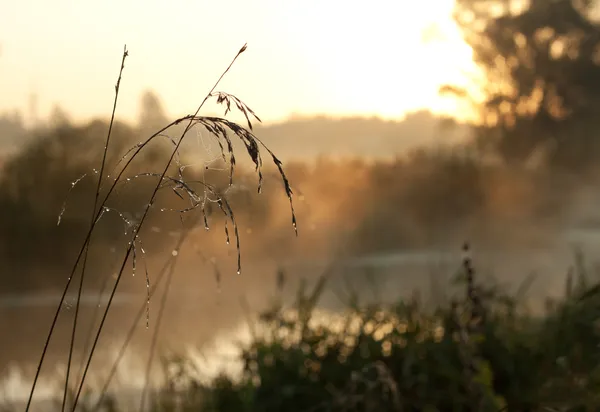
[0,0,476,125]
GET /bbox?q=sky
[0,0,477,125]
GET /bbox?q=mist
[2,90,600,386]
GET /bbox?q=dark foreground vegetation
[146,263,600,412]
[8,250,600,411]
[140,250,600,412]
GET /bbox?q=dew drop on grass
[204,212,210,230]
[132,244,137,277]
[57,204,66,226]
[58,174,87,225]
[224,221,230,245]
[145,266,150,329]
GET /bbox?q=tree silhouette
[446,0,600,171]
[138,90,168,136]
[48,104,71,129]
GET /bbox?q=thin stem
[25,113,196,412]
[62,45,129,412]
[71,43,248,411]
[92,230,190,411]
[138,240,178,412]
[25,46,130,412]
[75,254,119,393]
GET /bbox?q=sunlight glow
[0,0,477,124]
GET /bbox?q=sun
[268,0,478,122]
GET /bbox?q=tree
[138,90,168,136]
[48,104,71,129]
[445,0,600,171]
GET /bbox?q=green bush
[148,252,600,412]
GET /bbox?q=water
[1,237,597,410]
[1,307,374,411]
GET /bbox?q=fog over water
[3,106,600,410]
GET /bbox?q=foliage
[447,0,600,171]
[1,116,581,292]
[138,250,600,412]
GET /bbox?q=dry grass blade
[91,229,192,411]
[193,116,298,234]
[24,41,296,412]
[61,45,129,412]
[26,113,197,412]
[23,45,129,412]
[138,233,183,412]
[69,42,296,411]
[56,173,88,226]
[212,91,262,130]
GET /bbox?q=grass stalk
[61,45,129,412]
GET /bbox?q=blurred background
[4,0,600,409]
